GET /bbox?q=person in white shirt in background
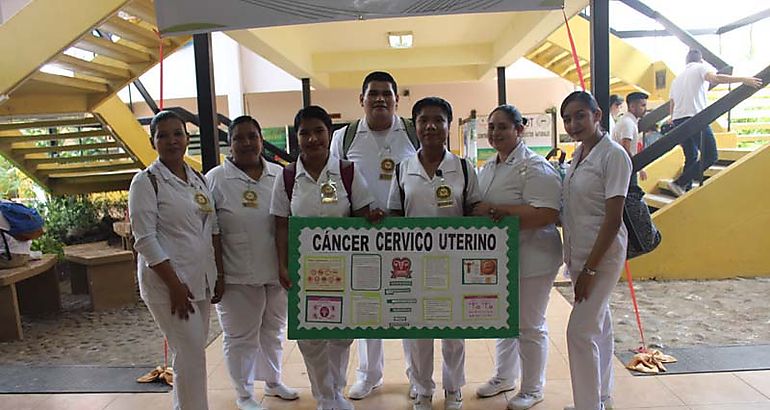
[206,115,299,410]
[330,71,418,400]
[388,97,482,410]
[471,105,563,410]
[559,92,631,410]
[666,49,762,197]
[607,95,623,136]
[128,110,225,410]
[271,105,382,410]
[611,92,648,182]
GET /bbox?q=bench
[0,254,60,341]
[64,241,136,311]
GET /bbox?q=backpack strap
[1,232,11,261]
[146,171,159,196]
[460,158,470,215]
[339,159,355,214]
[282,162,297,204]
[191,168,207,187]
[395,161,405,213]
[400,117,420,151]
[342,120,361,160]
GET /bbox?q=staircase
[0,0,190,195]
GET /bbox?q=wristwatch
[581,266,597,277]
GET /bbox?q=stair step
[50,54,132,81]
[37,161,139,177]
[11,141,118,154]
[657,179,699,193]
[121,0,157,26]
[75,35,152,64]
[718,148,753,162]
[731,122,770,131]
[100,15,163,49]
[0,129,110,144]
[644,193,675,209]
[738,134,770,143]
[25,152,129,165]
[0,117,101,131]
[705,165,727,178]
[28,72,109,93]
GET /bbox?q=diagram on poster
[288,217,519,339]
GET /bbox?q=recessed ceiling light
[388,31,413,49]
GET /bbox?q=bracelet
[581,266,597,277]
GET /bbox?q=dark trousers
[673,117,718,190]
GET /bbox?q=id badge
[435,184,454,208]
[194,191,213,213]
[242,189,258,208]
[379,157,395,180]
[320,180,339,204]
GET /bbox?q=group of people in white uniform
[128,71,631,410]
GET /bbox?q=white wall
[0,0,31,23]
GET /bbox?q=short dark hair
[412,97,453,124]
[293,105,333,135]
[560,91,600,118]
[362,71,398,95]
[686,49,702,64]
[489,104,528,127]
[610,94,623,107]
[149,110,187,138]
[626,92,649,105]
[228,115,262,143]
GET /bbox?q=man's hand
[743,77,763,88]
[211,276,225,304]
[639,170,648,181]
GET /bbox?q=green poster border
[288,216,519,339]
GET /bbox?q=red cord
[624,261,648,352]
[562,9,587,91]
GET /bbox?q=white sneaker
[475,377,516,398]
[666,180,685,197]
[347,379,383,399]
[507,392,543,410]
[265,382,299,400]
[444,390,463,410]
[413,394,432,410]
[236,397,265,410]
[409,385,418,399]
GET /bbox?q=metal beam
[717,8,770,35]
[633,63,770,172]
[613,28,716,38]
[496,66,506,105]
[619,0,732,74]
[193,33,220,172]
[590,0,611,131]
[132,79,160,114]
[301,78,311,108]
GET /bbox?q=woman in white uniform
[271,105,378,410]
[560,92,631,410]
[388,97,481,410]
[206,115,299,410]
[472,105,563,410]
[128,110,224,410]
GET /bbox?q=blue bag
[0,201,45,238]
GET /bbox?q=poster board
[287,217,519,340]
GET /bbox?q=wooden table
[0,254,60,341]
[64,241,136,311]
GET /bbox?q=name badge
[320,180,339,204]
[379,157,395,180]
[242,190,258,208]
[194,191,213,213]
[435,184,454,208]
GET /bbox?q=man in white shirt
[612,92,648,181]
[330,71,419,400]
[667,49,762,196]
[608,94,623,136]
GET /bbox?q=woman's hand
[169,282,195,320]
[211,276,225,304]
[279,267,292,290]
[472,202,505,222]
[574,272,595,303]
[366,208,386,224]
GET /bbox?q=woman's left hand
[211,276,225,304]
[366,208,386,224]
[574,273,595,303]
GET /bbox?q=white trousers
[404,339,465,396]
[494,272,557,394]
[216,284,287,400]
[356,339,384,384]
[297,339,353,408]
[146,300,211,410]
[566,256,623,410]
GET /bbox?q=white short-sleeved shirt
[670,62,713,120]
[330,116,417,210]
[128,160,218,303]
[478,143,563,278]
[270,156,374,218]
[388,150,481,217]
[611,112,642,155]
[207,158,281,285]
[561,135,631,273]
[0,208,31,256]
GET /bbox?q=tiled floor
[3,290,770,410]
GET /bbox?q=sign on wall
[287,216,519,340]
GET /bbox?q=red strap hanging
[562,9,587,91]
[624,261,648,352]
